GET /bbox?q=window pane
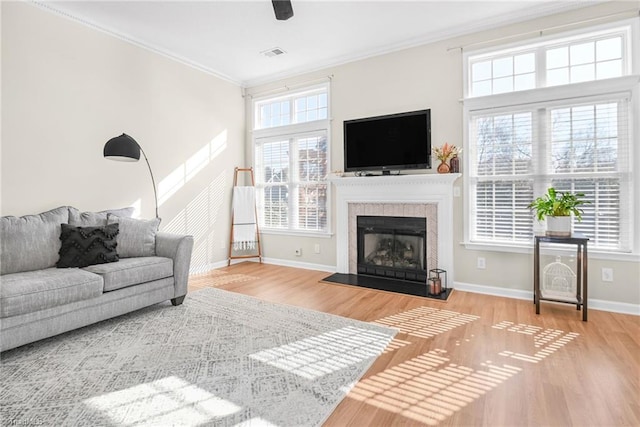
[596,60,622,79]
[595,103,617,139]
[475,180,534,242]
[472,80,492,97]
[551,103,619,174]
[570,64,595,83]
[262,140,289,183]
[596,37,622,62]
[514,73,535,91]
[318,93,328,108]
[297,135,327,182]
[297,184,327,231]
[514,53,535,74]
[493,57,513,78]
[263,185,288,228]
[547,68,569,86]
[493,76,513,94]
[474,112,532,176]
[570,42,594,65]
[307,95,318,110]
[472,61,491,81]
[553,178,621,248]
[547,47,568,69]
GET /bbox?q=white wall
[1,2,245,272]
[246,1,640,308]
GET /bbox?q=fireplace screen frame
[356,216,427,283]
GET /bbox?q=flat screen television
[344,109,431,174]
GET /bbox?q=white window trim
[462,19,640,257]
[251,83,332,237]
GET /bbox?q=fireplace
[357,216,427,283]
[326,173,460,298]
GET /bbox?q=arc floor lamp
[103,133,159,218]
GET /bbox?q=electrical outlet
[295,248,302,257]
[477,257,486,269]
[314,244,321,254]
[602,267,613,282]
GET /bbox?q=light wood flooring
[189,262,640,426]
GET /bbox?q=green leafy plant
[528,187,589,221]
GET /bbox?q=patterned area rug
[0,288,396,426]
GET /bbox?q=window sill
[462,241,640,262]
[261,229,333,239]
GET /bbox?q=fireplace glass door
[357,216,427,283]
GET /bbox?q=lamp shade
[103,133,141,162]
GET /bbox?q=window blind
[469,94,632,251]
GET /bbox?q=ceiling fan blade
[272,0,294,21]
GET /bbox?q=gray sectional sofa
[0,206,194,352]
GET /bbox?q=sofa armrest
[155,232,194,299]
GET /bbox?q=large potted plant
[528,187,589,237]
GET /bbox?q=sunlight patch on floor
[249,326,394,380]
[84,376,240,426]
[373,307,480,339]
[493,321,580,363]
[382,337,413,354]
[348,349,522,425]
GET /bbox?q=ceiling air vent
[261,47,286,58]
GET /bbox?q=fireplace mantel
[330,173,461,281]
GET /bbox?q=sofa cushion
[0,268,103,318]
[83,256,173,292]
[69,206,135,226]
[106,216,161,258]
[57,223,120,268]
[1,206,70,275]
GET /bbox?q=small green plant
[528,187,589,221]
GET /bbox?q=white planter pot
[546,216,571,237]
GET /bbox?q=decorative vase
[546,216,571,237]
[449,155,460,173]
[437,160,450,173]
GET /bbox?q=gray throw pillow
[1,206,70,275]
[107,215,161,258]
[69,206,135,226]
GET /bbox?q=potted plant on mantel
[528,187,589,237]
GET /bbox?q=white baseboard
[454,281,640,316]
[258,257,336,273]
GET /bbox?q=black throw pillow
[57,223,119,268]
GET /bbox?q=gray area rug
[0,288,396,426]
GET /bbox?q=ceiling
[39,1,600,87]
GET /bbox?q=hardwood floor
[189,262,640,426]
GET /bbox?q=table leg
[576,245,582,311]
[534,238,540,314]
[583,243,588,321]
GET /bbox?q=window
[469,27,630,97]
[253,84,330,234]
[465,21,638,253]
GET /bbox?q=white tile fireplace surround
[330,173,461,282]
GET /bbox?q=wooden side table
[534,233,589,321]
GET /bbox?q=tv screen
[343,109,431,173]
